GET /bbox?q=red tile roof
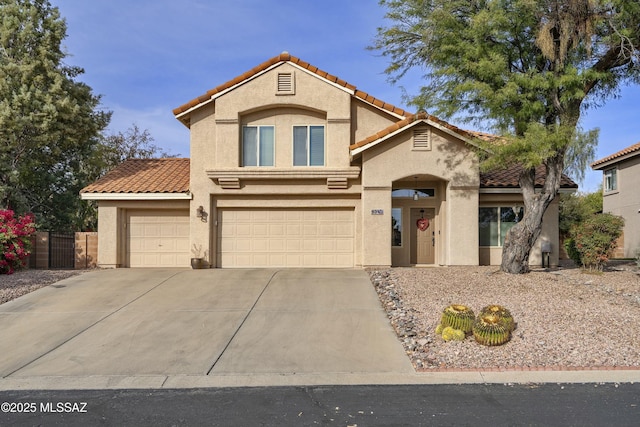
[480,164,578,189]
[172,52,409,122]
[350,112,488,150]
[591,142,640,169]
[80,158,190,194]
[79,158,575,194]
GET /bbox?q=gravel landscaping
[369,262,640,371]
[0,269,86,305]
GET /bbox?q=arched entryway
[391,175,447,266]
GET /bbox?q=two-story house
[591,142,640,258]
[81,52,577,269]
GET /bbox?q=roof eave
[80,192,193,201]
[350,117,482,158]
[591,150,640,170]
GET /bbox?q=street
[1,383,638,426]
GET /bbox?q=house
[80,52,577,269]
[591,142,640,258]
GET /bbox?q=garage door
[218,208,354,268]
[127,210,190,267]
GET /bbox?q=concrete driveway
[0,268,414,387]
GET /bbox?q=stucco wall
[361,125,480,266]
[478,194,560,267]
[602,155,640,258]
[185,62,401,267]
[96,200,189,268]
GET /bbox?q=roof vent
[277,72,294,95]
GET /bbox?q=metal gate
[49,232,75,269]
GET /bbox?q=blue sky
[52,0,640,192]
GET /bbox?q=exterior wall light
[196,206,204,218]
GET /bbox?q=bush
[568,213,624,271]
[0,210,36,274]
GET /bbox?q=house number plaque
[371,209,384,215]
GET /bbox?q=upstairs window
[293,125,325,166]
[242,126,274,166]
[604,168,617,192]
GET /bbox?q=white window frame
[292,125,325,166]
[604,168,618,192]
[242,125,275,167]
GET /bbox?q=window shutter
[277,72,294,94]
[413,127,431,149]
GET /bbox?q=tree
[372,0,640,273]
[77,124,179,230]
[0,0,110,230]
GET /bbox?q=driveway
[0,269,413,382]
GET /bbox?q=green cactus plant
[479,304,515,332]
[440,304,475,334]
[435,323,444,335]
[472,313,511,346]
[441,326,466,342]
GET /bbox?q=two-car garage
[217,208,355,268]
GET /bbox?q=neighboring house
[591,142,640,258]
[81,52,577,269]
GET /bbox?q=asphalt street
[1,383,639,426]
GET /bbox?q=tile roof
[80,158,190,194]
[172,52,409,123]
[80,158,575,194]
[591,142,640,168]
[350,112,487,151]
[480,164,578,189]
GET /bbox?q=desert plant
[440,304,475,334]
[568,213,625,271]
[441,326,465,342]
[0,210,36,274]
[479,305,515,332]
[472,313,511,346]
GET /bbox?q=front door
[411,208,435,264]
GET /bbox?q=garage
[217,208,355,268]
[127,210,190,267]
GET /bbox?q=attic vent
[277,72,294,94]
[413,127,431,150]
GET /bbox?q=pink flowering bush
[0,210,36,274]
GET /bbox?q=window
[392,189,436,198]
[392,208,402,247]
[242,126,274,166]
[293,125,325,166]
[479,206,524,247]
[604,168,617,192]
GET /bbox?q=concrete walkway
[1,268,639,390]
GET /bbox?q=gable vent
[413,127,431,150]
[277,72,294,94]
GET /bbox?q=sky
[51,0,640,192]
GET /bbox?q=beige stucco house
[81,52,577,269]
[591,142,640,258]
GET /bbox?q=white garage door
[127,210,190,267]
[218,208,354,268]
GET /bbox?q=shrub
[0,210,36,274]
[563,237,582,266]
[568,213,624,271]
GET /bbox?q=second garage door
[127,210,190,267]
[217,208,354,268]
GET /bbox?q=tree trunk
[500,154,564,274]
